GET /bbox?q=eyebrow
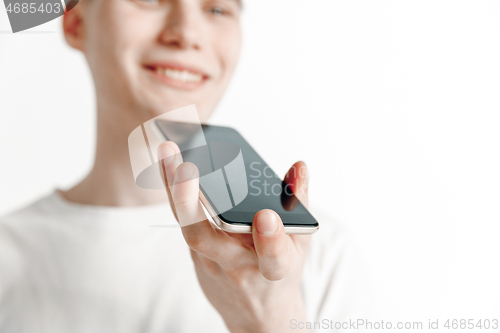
[227,0,243,9]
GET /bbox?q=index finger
[158,141,183,221]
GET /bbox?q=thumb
[252,209,289,281]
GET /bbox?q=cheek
[90,1,164,90]
[215,28,242,77]
[93,0,165,60]
[105,3,160,61]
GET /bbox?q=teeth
[156,67,203,83]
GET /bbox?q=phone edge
[199,191,319,235]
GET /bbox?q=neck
[62,107,169,207]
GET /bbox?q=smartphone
[155,120,319,234]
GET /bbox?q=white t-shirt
[0,190,369,332]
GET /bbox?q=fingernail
[158,145,175,164]
[175,163,195,183]
[256,210,279,236]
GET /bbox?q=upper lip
[143,61,210,79]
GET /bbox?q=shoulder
[0,193,57,288]
[0,191,80,263]
[0,192,57,237]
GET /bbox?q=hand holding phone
[157,140,312,332]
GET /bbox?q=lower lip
[145,67,206,91]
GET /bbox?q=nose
[159,1,202,50]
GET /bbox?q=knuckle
[173,199,194,212]
[192,252,220,276]
[260,247,286,262]
[262,265,289,281]
[203,259,221,276]
[224,265,258,285]
[185,234,208,253]
[172,196,199,214]
[224,267,244,282]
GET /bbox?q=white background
[1,0,500,327]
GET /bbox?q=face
[65,0,242,128]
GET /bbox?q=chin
[133,88,218,123]
[139,101,206,123]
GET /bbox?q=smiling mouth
[156,66,203,83]
[144,64,208,88]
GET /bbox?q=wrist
[227,290,310,333]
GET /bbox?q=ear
[62,2,86,52]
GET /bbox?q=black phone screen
[155,120,318,227]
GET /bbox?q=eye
[206,4,233,17]
[135,0,161,7]
[210,6,224,15]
